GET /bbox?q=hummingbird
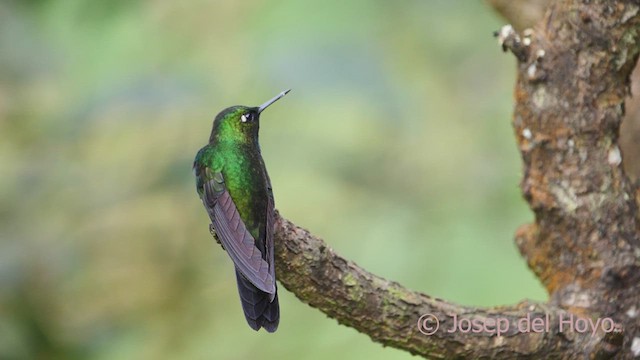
[193,90,290,332]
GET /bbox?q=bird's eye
[240,114,249,123]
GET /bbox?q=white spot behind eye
[241,114,248,123]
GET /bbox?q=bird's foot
[209,224,225,250]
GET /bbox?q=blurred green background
[0,0,547,359]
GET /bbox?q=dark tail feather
[235,269,279,332]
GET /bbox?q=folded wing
[202,172,275,294]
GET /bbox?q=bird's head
[209,89,290,144]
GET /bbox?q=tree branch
[274,214,623,359]
[256,1,640,358]
[505,2,640,358]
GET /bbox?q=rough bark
[488,0,640,183]
[226,1,640,358]
[506,1,640,358]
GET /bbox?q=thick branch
[509,0,640,295]
[504,0,640,358]
[487,0,640,183]
[273,213,621,359]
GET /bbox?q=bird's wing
[201,170,276,294]
[264,173,276,295]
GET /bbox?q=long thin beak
[258,89,291,113]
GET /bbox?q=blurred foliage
[0,0,547,359]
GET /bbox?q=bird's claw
[209,224,225,250]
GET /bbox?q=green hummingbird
[193,89,290,332]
